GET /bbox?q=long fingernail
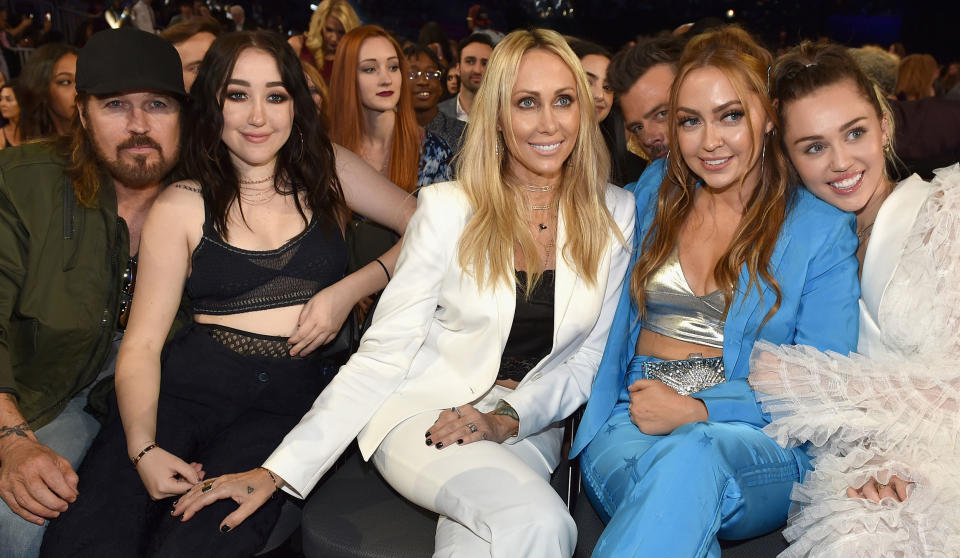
[221,525,232,533]
[457,439,463,445]
[426,438,432,446]
[436,442,444,449]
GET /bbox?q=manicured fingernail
[173,499,179,506]
[436,442,444,449]
[426,438,432,446]
[457,439,463,445]
[221,525,231,533]
[425,431,431,437]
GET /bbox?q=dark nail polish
[425,431,431,437]
[426,438,433,446]
[436,442,444,449]
[457,439,463,445]
[220,525,231,534]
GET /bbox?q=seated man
[0,28,186,558]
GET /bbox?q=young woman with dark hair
[0,82,21,149]
[40,30,415,557]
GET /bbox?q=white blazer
[264,181,636,498]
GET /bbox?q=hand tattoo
[0,421,31,441]
[492,400,519,422]
[247,486,254,495]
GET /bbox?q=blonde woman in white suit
[172,28,635,558]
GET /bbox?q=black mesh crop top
[187,212,348,315]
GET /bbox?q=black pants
[41,324,336,558]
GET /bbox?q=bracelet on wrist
[130,442,158,467]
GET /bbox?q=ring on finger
[200,481,214,493]
[467,423,478,433]
[876,482,888,490]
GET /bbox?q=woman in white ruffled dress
[749,41,960,557]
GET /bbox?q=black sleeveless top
[187,213,348,315]
[497,270,555,382]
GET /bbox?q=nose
[379,67,393,86]
[126,106,149,134]
[830,143,852,172]
[702,122,722,151]
[248,96,265,126]
[539,105,559,135]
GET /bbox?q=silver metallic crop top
[643,245,726,348]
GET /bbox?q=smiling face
[580,54,612,122]
[675,66,770,192]
[621,63,675,160]
[503,49,580,186]
[356,36,401,113]
[81,91,180,188]
[407,51,442,112]
[220,48,293,175]
[781,79,890,218]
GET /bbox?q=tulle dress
[748,164,960,558]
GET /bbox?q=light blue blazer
[571,159,861,466]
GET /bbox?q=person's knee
[0,506,44,558]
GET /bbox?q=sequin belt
[641,353,725,395]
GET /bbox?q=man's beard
[647,142,668,159]
[91,132,179,188]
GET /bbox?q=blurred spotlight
[726,9,735,18]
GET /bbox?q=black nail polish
[426,438,433,446]
[220,525,231,534]
[425,431,431,437]
[457,439,463,445]
[436,442,444,449]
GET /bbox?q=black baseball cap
[76,28,186,98]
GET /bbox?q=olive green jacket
[0,142,129,429]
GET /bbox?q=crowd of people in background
[0,1,957,558]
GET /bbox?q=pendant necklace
[238,175,278,205]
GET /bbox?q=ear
[76,100,87,129]
[880,112,891,146]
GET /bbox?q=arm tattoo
[174,183,202,194]
[492,400,519,422]
[0,421,31,441]
[247,486,255,495]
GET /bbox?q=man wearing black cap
[0,28,185,557]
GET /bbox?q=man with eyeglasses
[0,29,187,558]
[404,44,466,153]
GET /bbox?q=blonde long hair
[456,28,622,295]
[305,0,360,61]
[630,26,792,326]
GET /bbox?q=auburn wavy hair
[630,26,793,326]
[456,28,622,295]
[326,25,420,192]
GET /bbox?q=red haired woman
[327,25,452,193]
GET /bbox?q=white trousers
[371,386,575,558]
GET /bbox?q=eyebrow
[584,71,599,80]
[643,103,669,119]
[226,79,285,87]
[53,72,73,78]
[513,86,575,96]
[792,116,867,144]
[359,56,399,63]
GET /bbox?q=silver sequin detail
[642,356,725,395]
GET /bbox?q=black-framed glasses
[407,70,443,81]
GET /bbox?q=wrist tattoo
[492,400,519,422]
[0,421,31,441]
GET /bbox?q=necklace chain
[239,175,274,185]
[856,222,875,241]
[522,184,557,192]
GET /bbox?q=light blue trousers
[580,355,806,558]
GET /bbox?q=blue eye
[722,110,744,123]
[678,116,700,128]
[226,90,247,101]
[804,142,825,155]
[518,97,535,109]
[847,127,866,141]
[267,93,289,103]
[555,95,573,107]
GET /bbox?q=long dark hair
[181,30,347,237]
[19,43,78,141]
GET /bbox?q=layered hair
[456,28,621,295]
[326,25,420,192]
[630,26,791,325]
[607,34,684,96]
[896,53,938,100]
[771,41,898,186]
[305,0,361,60]
[18,43,78,141]
[181,30,347,236]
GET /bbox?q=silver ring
[481,432,488,440]
[467,423,478,433]
[454,407,462,418]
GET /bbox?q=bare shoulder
[149,179,205,227]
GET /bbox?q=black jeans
[40,324,337,558]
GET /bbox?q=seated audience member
[465,4,504,44]
[17,43,78,141]
[570,26,860,557]
[570,38,644,186]
[404,43,466,154]
[606,34,685,173]
[896,53,938,101]
[437,33,495,123]
[159,15,221,93]
[301,59,330,129]
[171,28,634,558]
[289,0,360,83]
[40,30,414,557]
[328,25,452,192]
[0,83,21,149]
[0,28,185,558]
[445,65,460,97]
[750,40,960,558]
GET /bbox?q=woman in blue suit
[572,27,861,557]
